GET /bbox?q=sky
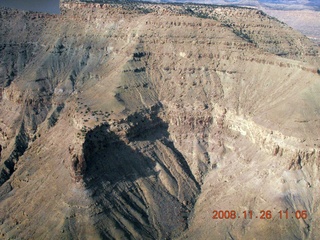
[0,0,318,13]
[0,0,60,14]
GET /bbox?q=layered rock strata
[0,1,319,239]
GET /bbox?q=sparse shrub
[185,8,194,15]
[195,11,210,19]
[233,28,253,43]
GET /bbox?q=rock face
[0,1,320,239]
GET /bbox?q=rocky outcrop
[67,145,86,182]
[0,122,29,186]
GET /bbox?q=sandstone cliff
[0,1,320,239]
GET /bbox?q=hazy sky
[0,0,318,13]
[0,0,60,14]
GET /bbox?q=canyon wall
[0,1,320,239]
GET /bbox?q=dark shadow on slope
[82,123,160,239]
[82,110,200,239]
[83,125,157,185]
